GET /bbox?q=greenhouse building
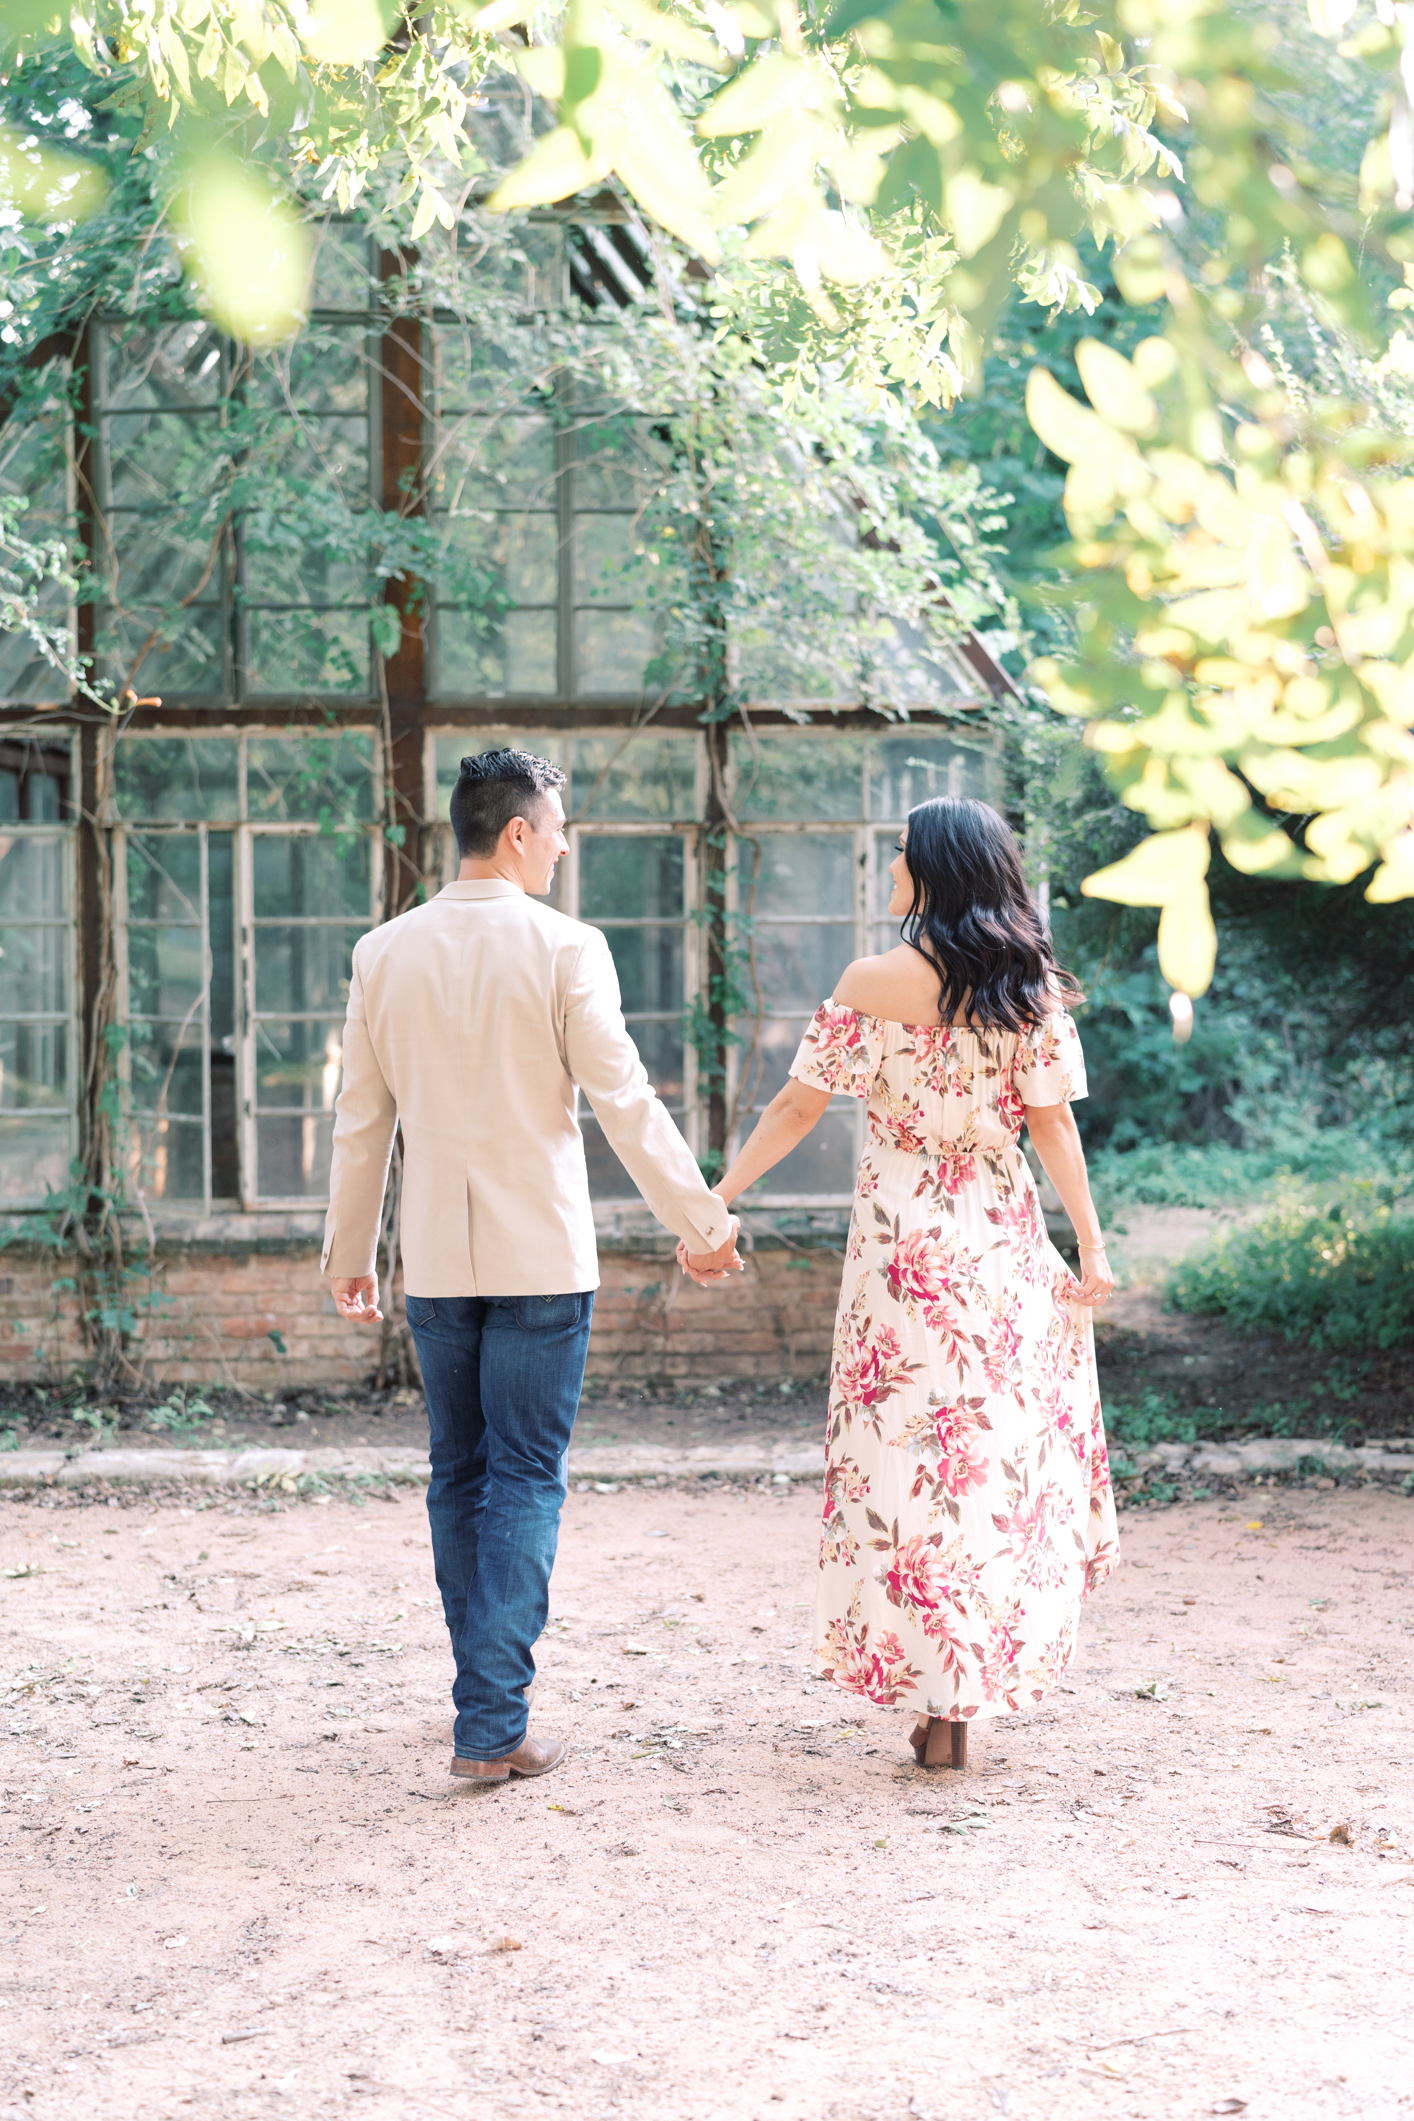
[0,212,1016,1389]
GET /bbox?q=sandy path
[1,1483,1412,2121]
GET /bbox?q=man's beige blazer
[321,879,731,1297]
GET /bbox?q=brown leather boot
[448,1732,567,1789]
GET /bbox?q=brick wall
[0,1242,844,1391]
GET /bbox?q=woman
[689,797,1119,1769]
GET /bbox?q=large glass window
[111,730,379,1211]
[0,806,76,1208]
[723,727,1000,1204]
[83,227,378,709]
[427,725,998,1206]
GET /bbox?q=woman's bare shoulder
[832,947,941,1024]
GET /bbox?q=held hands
[1074,1241,1115,1308]
[676,1210,744,1287]
[331,1274,384,1323]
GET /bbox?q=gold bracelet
[1078,1241,1107,1252]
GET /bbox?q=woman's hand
[1074,1243,1115,1307]
[676,1221,744,1286]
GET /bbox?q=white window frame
[0,820,80,1210]
[238,819,385,1211]
[113,821,215,1213]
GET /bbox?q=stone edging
[1120,1437,1414,1480]
[0,1435,1411,1496]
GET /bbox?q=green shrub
[1088,1128,1411,1212]
[1169,1202,1414,1350]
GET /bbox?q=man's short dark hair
[449,748,567,859]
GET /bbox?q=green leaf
[1024,366,1109,467]
[488,125,598,211]
[179,156,309,347]
[1157,882,1217,998]
[1074,340,1156,436]
[1080,825,1210,909]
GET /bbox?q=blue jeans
[405,1291,594,1761]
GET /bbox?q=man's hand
[676,1216,744,1287]
[331,1274,384,1322]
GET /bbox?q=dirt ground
[2,1480,1412,2121]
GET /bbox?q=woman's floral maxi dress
[789,1003,1120,1722]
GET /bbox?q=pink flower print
[799,1005,874,1095]
[980,1302,1023,1395]
[824,1453,870,1507]
[819,1604,921,1705]
[977,1615,1022,1705]
[882,1534,948,1621]
[932,1398,991,1497]
[909,1025,957,1095]
[835,1322,919,1427]
[997,1076,1025,1133]
[884,1229,958,1311]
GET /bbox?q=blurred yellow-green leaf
[0,123,109,224]
[179,159,310,347]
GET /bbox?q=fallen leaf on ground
[492,1936,522,1953]
[1328,1821,1352,1845]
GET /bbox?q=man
[323,748,740,1791]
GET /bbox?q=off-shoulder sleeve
[788,1001,884,1102]
[1012,1009,1087,1107]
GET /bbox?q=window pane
[574,512,644,599]
[748,923,854,1013]
[126,834,202,922]
[242,544,366,603]
[868,734,994,818]
[569,738,696,822]
[105,323,223,410]
[625,1019,685,1105]
[130,1111,206,1202]
[107,521,226,605]
[750,1108,860,1197]
[0,835,64,919]
[572,416,673,506]
[245,608,370,696]
[0,926,68,1017]
[737,834,854,918]
[252,924,364,1015]
[251,326,372,412]
[105,413,219,503]
[435,606,556,697]
[579,835,683,919]
[0,1022,68,1109]
[128,1027,206,1117]
[254,1114,335,1198]
[253,1019,343,1111]
[873,619,982,707]
[434,413,557,508]
[740,1013,811,1105]
[101,603,226,696]
[125,924,205,1016]
[575,608,658,696]
[730,736,864,821]
[251,831,372,915]
[112,738,238,822]
[0,1115,70,1206]
[307,223,374,313]
[599,927,684,1017]
[248,739,376,826]
[438,510,558,606]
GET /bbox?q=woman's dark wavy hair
[898,797,1083,1034]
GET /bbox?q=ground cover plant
[1170,1198,1414,1355]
